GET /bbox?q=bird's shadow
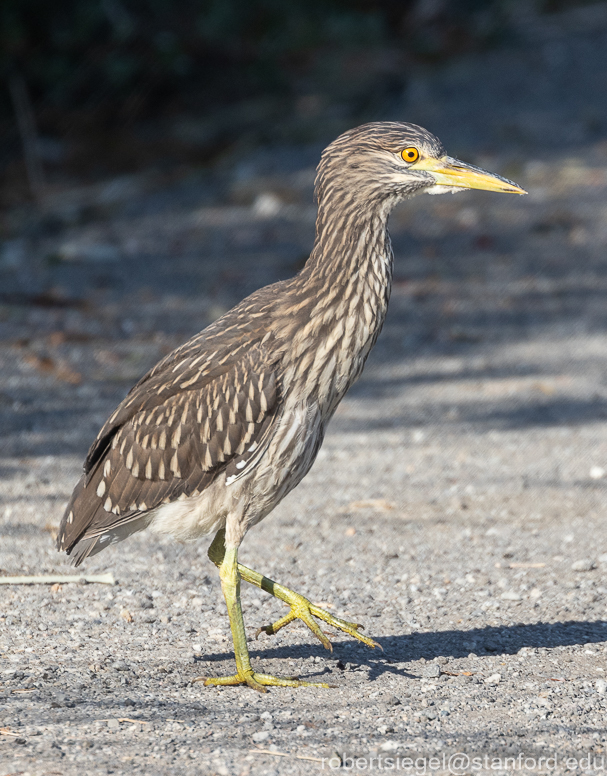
[202,619,607,683]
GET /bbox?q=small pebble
[571,559,595,572]
[423,663,441,678]
[484,673,502,685]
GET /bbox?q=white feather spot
[170,451,181,477]
[96,481,106,498]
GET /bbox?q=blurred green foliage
[0,0,513,123]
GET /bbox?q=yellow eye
[401,147,420,163]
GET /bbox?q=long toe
[256,589,380,651]
[196,671,334,692]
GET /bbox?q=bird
[57,122,525,691]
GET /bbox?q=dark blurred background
[2,0,607,420]
[0,0,595,207]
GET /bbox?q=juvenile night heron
[57,122,525,691]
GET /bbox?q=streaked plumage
[57,122,524,690]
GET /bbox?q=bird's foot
[195,669,333,692]
[255,590,380,652]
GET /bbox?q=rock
[239,714,260,723]
[501,591,522,601]
[380,740,399,751]
[50,693,75,708]
[253,193,282,218]
[571,559,595,572]
[423,663,441,678]
[596,679,607,695]
[252,730,269,743]
[484,641,502,652]
[484,673,502,685]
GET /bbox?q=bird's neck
[277,203,394,411]
[305,199,394,285]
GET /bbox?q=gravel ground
[3,5,607,775]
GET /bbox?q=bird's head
[315,122,526,211]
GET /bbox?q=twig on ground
[248,748,324,763]
[0,573,116,586]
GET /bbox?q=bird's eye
[401,147,420,163]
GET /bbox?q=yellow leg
[199,530,333,691]
[207,529,380,653]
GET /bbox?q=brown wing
[57,344,279,565]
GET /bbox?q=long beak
[418,156,526,195]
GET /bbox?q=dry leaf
[120,609,133,623]
[23,353,55,373]
[22,353,81,384]
[44,522,58,540]
[343,499,395,512]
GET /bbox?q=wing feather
[57,343,279,562]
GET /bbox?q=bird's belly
[233,403,323,537]
[148,403,323,546]
[147,478,238,542]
